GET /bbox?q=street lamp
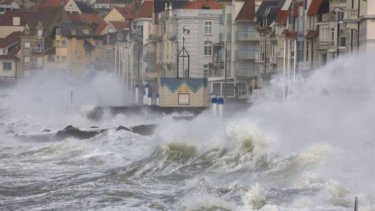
[335,7,344,57]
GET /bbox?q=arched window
[204,41,212,56]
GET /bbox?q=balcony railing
[236,31,258,41]
[235,50,257,60]
[31,47,44,53]
[236,68,259,78]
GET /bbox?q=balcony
[236,31,259,41]
[344,9,359,23]
[319,40,335,49]
[235,50,257,60]
[236,68,259,78]
[31,47,44,53]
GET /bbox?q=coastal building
[210,0,262,99]
[0,0,21,15]
[53,19,104,76]
[0,31,21,79]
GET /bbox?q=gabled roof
[115,6,136,19]
[58,21,100,37]
[235,0,255,21]
[0,31,21,60]
[94,22,107,35]
[307,0,323,16]
[110,21,130,30]
[0,31,22,48]
[69,13,104,25]
[276,10,289,25]
[75,1,96,13]
[136,0,153,18]
[35,0,68,8]
[256,0,282,25]
[183,0,222,10]
[0,7,64,28]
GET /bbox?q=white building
[155,0,223,79]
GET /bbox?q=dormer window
[83,29,89,35]
[56,28,61,36]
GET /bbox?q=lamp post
[335,8,344,57]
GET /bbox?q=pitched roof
[94,22,107,35]
[75,1,96,13]
[183,0,222,9]
[35,0,68,8]
[307,0,323,16]
[0,31,21,60]
[136,0,153,18]
[115,6,136,19]
[276,10,289,25]
[0,31,22,48]
[235,0,255,21]
[0,7,64,29]
[110,21,130,30]
[69,13,105,25]
[0,43,21,60]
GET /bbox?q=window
[37,29,43,37]
[205,22,212,34]
[61,40,66,47]
[3,62,12,71]
[204,41,212,56]
[24,42,30,48]
[56,28,61,36]
[24,56,30,63]
[204,64,209,77]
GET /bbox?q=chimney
[13,17,20,26]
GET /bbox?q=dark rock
[90,126,99,128]
[42,129,51,132]
[116,126,131,131]
[131,124,157,136]
[55,125,103,140]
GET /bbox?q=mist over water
[1,53,375,210]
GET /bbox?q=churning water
[1,53,375,211]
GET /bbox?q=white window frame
[205,21,212,34]
[204,41,212,56]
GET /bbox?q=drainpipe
[283,38,286,100]
[294,38,297,80]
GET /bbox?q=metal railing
[236,31,258,41]
[235,50,257,60]
[236,68,258,77]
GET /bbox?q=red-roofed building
[0,31,22,79]
[104,6,136,22]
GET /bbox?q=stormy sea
[1,53,375,211]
